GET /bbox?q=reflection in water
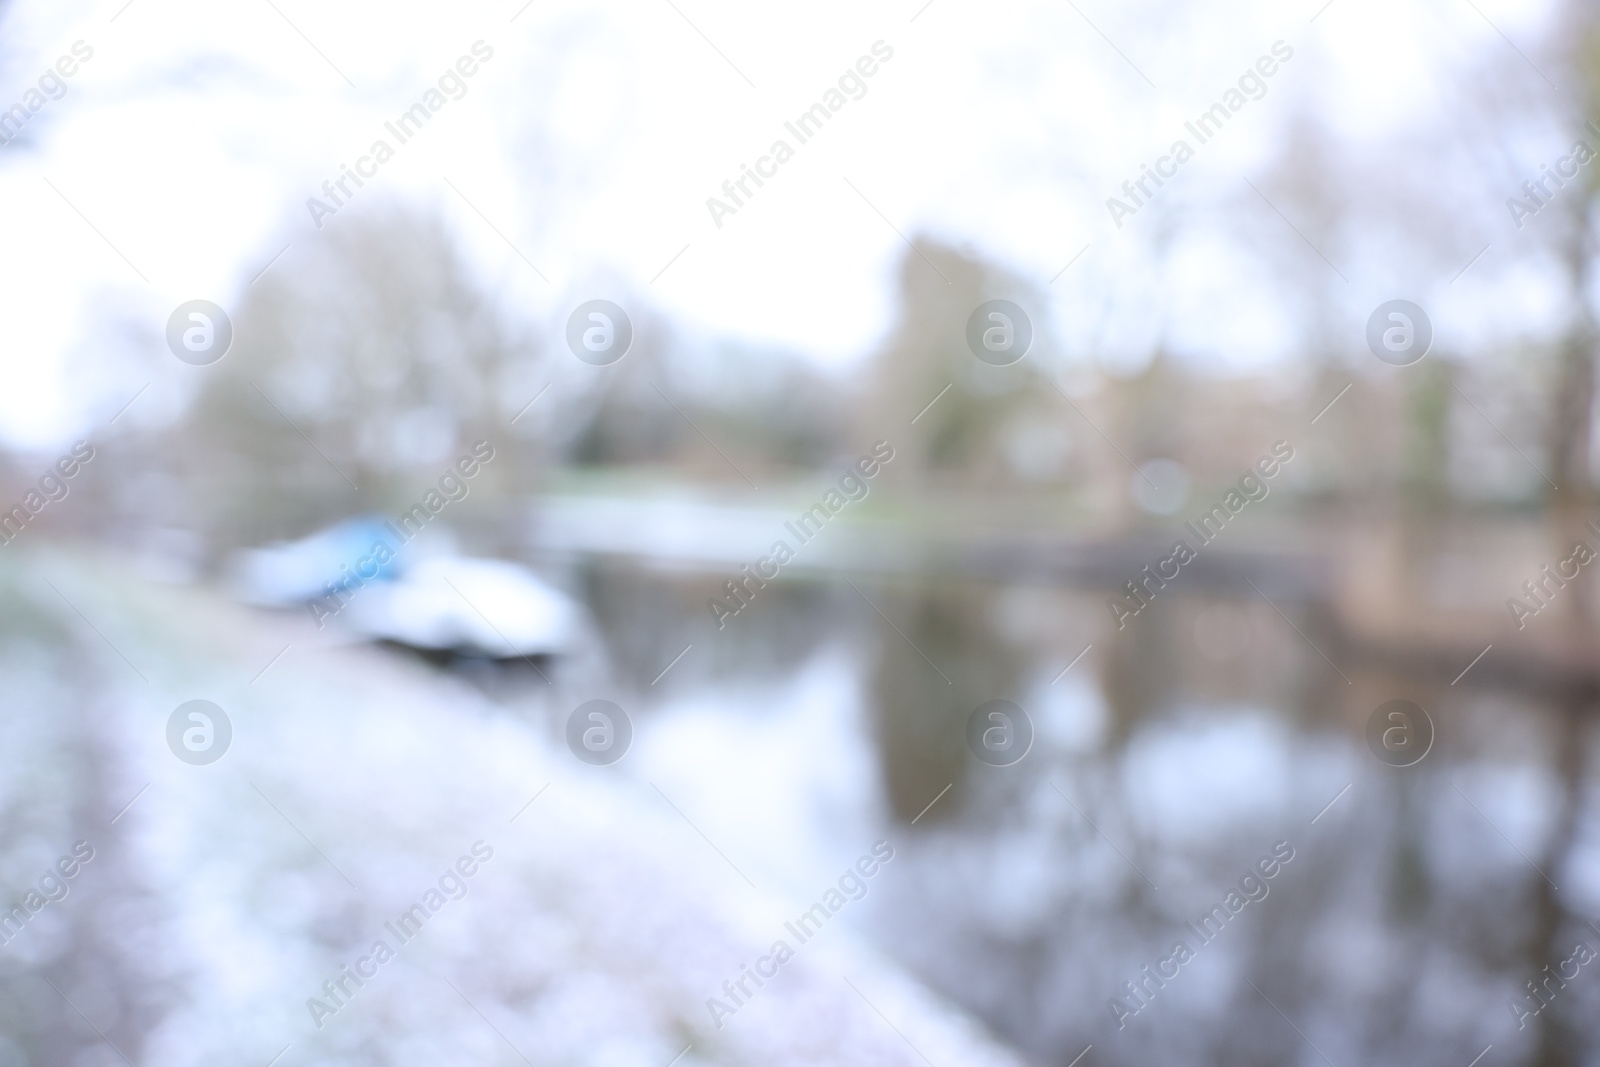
[864,577,1030,822]
[579,559,1599,1067]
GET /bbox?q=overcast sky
[0,0,1567,448]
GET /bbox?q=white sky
[0,0,1568,448]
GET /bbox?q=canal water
[566,558,1597,1067]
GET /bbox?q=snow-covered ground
[0,547,1028,1067]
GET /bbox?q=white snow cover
[3,549,1028,1067]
